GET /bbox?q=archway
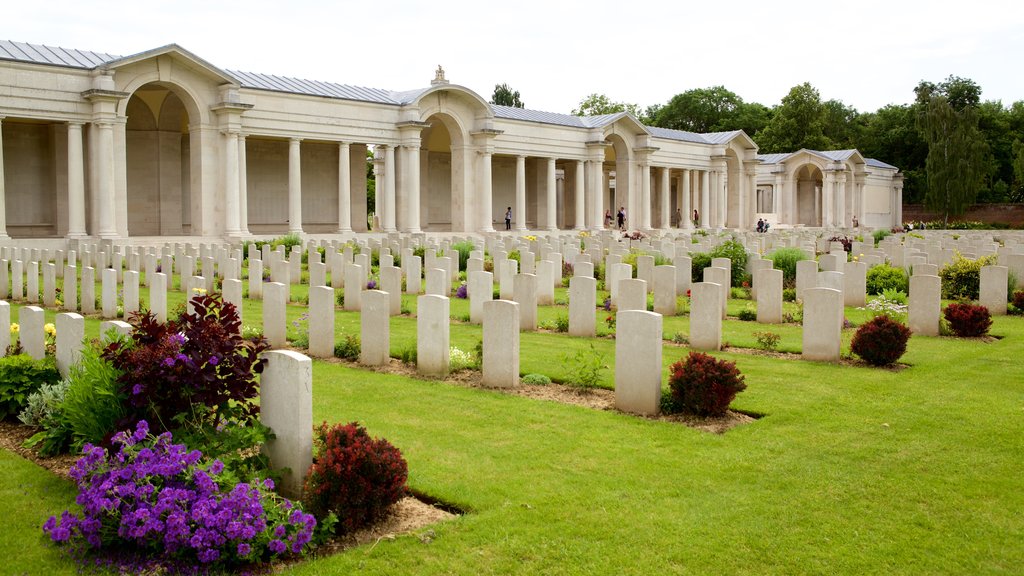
[420,113,465,231]
[125,83,192,236]
[794,164,823,226]
[604,134,631,229]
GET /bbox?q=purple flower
[268,539,287,554]
[132,383,144,396]
[208,355,219,366]
[366,279,378,290]
[455,284,468,299]
[237,542,251,557]
[262,478,275,490]
[162,357,175,367]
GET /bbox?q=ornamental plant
[0,354,60,420]
[43,420,316,571]
[866,264,909,295]
[767,247,809,286]
[943,302,993,337]
[939,253,997,300]
[1010,290,1024,315]
[666,351,746,417]
[303,422,408,534]
[850,315,911,366]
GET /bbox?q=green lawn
[3,272,1023,574]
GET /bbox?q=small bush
[666,351,746,417]
[850,315,911,366]
[334,334,361,360]
[782,288,797,302]
[522,373,551,385]
[397,345,417,364]
[709,240,749,287]
[939,253,997,300]
[943,302,992,337]
[768,247,809,286]
[689,252,712,284]
[449,346,478,371]
[61,341,126,452]
[866,264,909,295]
[671,332,688,345]
[0,354,60,420]
[451,240,476,271]
[562,344,607,390]
[737,304,757,321]
[19,379,72,457]
[304,422,407,534]
[554,314,569,333]
[753,331,781,352]
[827,235,853,253]
[873,229,891,246]
[1010,290,1024,315]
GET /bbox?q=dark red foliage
[850,315,911,366]
[827,235,853,253]
[102,293,269,433]
[667,352,746,417]
[303,422,408,533]
[1011,290,1024,314]
[943,302,993,337]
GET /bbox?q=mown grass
[3,269,1023,574]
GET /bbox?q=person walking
[617,207,625,230]
[605,209,612,228]
[504,206,512,230]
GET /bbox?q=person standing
[693,209,699,227]
[605,209,612,228]
[505,206,512,230]
[617,207,625,230]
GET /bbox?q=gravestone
[615,310,663,416]
[908,274,941,336]
[417,294,450,377]
[259,349,313,499]
[689,282,722,351]
[63,265,78,312]
[536,260,555,306]
[980,265,1008,316]
[360,290,391,366]
[703,267,730,319]
[380,266,402,316]
[756,268,783,324]
[344,263,364,311]
[123,270,140,318]
[263,282,288,348]
[151,273,168,323]
[223,279,243,325]
[617,278,647,312]
[469,270,493,324]
[19,306,46,360]
[308,286,335,358]
[653,265,677,316]
[569,276,597,337]
[802,288,843,362]
[55,312,85,376]
[482,300,520,388]
[514,273,538,331]
[101,268,118,319]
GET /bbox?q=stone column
[336,142,352,232]
[479,149,494,232]
[113,119,128,237]
[894,179,904,227]
[515,155,527,231]
[836,171,847,228]
[717,166,728,228]
[0,117,6,238]
[700,170,711,229]
[405,144,421,232]
[96,121,118,239]
[822,171,835,228]
[709,170,719,229]
[546,157,557,231]
[574,160,585,230]
[745,168,757,229]
[659,167,670,229]
[66,122,87,238]
[288,138,303,234]
[640,161,652,229]
[774,172,785,224]
[681,169,692,229]
[383,145,397,232]
[239,133,249,234]
[224,130,242,236]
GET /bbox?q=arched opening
[1,119,59,238]
[604,134,631,229]
[724,149,742,228]
[794,164,823,226]
[125,83,192,236]
[420,113,464,231]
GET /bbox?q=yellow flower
[192,287,207,295]
[44,323,57,337]
[10,323,19,334]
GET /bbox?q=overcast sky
[8,0,1024,115]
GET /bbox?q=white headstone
[615,310,663,415]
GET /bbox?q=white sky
[7,0,1024,115]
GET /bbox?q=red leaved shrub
[943,302,993,337]
[1010,290,1024,315]
[851,315,911,366]
[303,422,408,533]
[667,351,746,417]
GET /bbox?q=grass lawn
[2,271,1023,574]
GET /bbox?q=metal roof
[0,40,118,68]
[228,69,399,104]
[866,158,897,170]
[756,153,792,164]
[701,130,746,145]
[758,150,899,171]
[491,105,590,128]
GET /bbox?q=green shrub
[18,379,72,456]
[451,240,476,271]
[0,354,60,420]
[737,304,757,321]
[521,373,551,385]
[709,240,749,287]
[768,247,809,286]
[866,264,909,295]
[872,229,891,246]
[334,334,361,360]
[851,316,911,366]
[60,341,126,451]
[689,252,712,284]
[554,314,569,333]
[783,288,797,302]
[397,344,417,364]
[753,331,781,352]
[562,344,607,390]
[939,253,997,300]
[1011,290,1024,315]
[666,352,746,417]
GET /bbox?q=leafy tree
[755,83,833,153]
[859,104,928,203]
[918,92,989,224]
[572,93,642,118]
[366,148,376,215]
[491,83,524,108]
[649,86,770,137]
[821,99,865,150]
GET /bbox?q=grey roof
[702,130,747,145]
[756,153,791,164]
[866,158,897,170]
[228,69,399,104]
[758,150,899,171]
[644,126,710,144]
[491,105,590,128]
[0,40,118,68]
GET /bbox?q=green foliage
[881,288,908,305]
[334,334,361,360]
[737,304,757,321]
[451,240,476,271]
[866,264,909,295]
[768,247,809,286]
[709,240,749,287]
[783,288,797,302]
[571,93,643,119]
[752,331,781,352]
[553,314,569,333]
[397,344,417,365]
[872,229,891,245]
[939,253,997,300]
[649,86,770,139]
[18,380,72,457]
[491,83,524,108]
[60,341,126,451]
[689,252,712,284]
[521,373,551,385]
[561,344,608,390]
[756,82,833,153]
[0,354,60,420]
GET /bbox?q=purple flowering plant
[455,283,468,299]
[44,420,316,571]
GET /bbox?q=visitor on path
[693,209,699,227]
[756,218,765,233]
[852,215,859,228]
[605,209,613,228]
[505,207,512,230]
[674,209,682,228]
[617,207,626,230]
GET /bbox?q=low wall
[902,204,1024,227]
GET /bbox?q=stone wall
[902,203,1024,227]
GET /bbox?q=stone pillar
[681,169,693,229]
[640,162,652,229]
[574,160,585,231]
[260,349,313,499]
[659,167,670,229]
[482,299,520,388]
[224,130,242,236]
[822,171,835,228]
[802,287,843,362]
[0,117,6,238]
[700,170,711,229]
[515,155,527,231]
[615,310,662,415]
[337,142,352,233]
[239,133,249,233]
[479,149,494,232]
[546,157,557,231]
[96,122,118,239]
[417,294,450,377]
[717,167,728,228]
[383,145,397,232]
[66,122,87,238]
[836,172,847,228]
[774,172,786,224]
[55,312,85,377]
[405,144,421,233]
[288,138,303,234]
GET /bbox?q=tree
[859,104,928,203]
[755,83,833,153]
[821,99,865,150]
[919,94,989,224]
[571,93,642,118]
[491,83,524,108]
[648,86,769,137]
